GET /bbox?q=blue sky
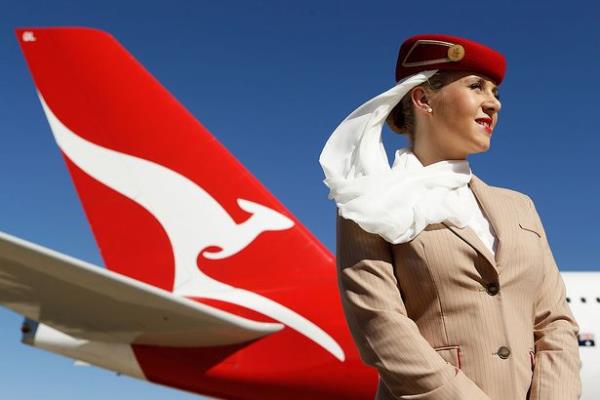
[0,0,599,398]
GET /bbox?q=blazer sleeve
[526,196,582,400]
[336,213,490,400]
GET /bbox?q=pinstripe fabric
[336,174,582,399]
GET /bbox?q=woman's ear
[411,87,432,113]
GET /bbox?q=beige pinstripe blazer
[336,174,582,399]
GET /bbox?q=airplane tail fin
[16,27,346,362]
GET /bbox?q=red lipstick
[475,117,493,135]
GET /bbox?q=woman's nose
[483,94,501,114]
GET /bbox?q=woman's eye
[470,81,500,100]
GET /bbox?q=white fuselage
[562,272,600,399]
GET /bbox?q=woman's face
[421,72,502,159]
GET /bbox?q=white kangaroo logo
[39,94,344,361]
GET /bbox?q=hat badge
[447,44,465,62]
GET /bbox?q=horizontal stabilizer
[0,231,283,347]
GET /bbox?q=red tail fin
[17,26,349,362]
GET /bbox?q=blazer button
[497,346,511,359]
[486,282,499,295]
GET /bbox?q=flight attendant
[319,34,582,399]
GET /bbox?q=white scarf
[319,70,474,244]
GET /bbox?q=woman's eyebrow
[469,76,500,95]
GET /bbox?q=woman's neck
[410,143,467,166]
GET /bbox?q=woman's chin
[468,138,491,155]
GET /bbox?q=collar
[440,174,517,273]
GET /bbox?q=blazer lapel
[440,174,510,273]
[468,174,516,270]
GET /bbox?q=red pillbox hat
[395,34,506,84]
